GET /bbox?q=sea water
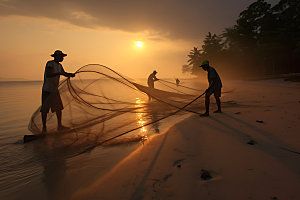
[0,80,191,200]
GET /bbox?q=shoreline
[72,78,300,200]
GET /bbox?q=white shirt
[42,60,64,92]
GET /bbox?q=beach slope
[73,79,300,200]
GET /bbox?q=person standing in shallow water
[175,78,180,86]
[147,70,159,101]
[40,50,75,134]
[199,60,222,117]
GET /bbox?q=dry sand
[72,79,300,200]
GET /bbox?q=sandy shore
[72,79,300,200]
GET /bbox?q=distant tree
[270,0,300,73]
[182,64,192,74]
[184,34,224,77]
[187,47,203,76]
[222,0,275,75]
[201,32,223,60]
[183,0,300,78]
[222,27,240,50]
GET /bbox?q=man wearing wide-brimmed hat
[40,50,75,134]
[199,60,222,117]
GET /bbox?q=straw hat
[51,50,67,57]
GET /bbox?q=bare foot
[42,127,47,135]
[57,125,70,132]
[213,110,222,113]
[200,112,209,117]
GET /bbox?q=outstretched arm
[45,66,75,78]
[46,71,74,78]
[62,72,75,78]
[60,67,75,78]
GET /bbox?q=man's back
[207,66,222,89]
[147,73,157,86]
[148,73,154,82]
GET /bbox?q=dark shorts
[206,88,221,98]
[40,91,64,113]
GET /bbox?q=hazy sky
[0,0,278,80]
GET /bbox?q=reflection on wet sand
[135,98,160,137]
[32,140,68,200]
[148,107,160,133]
[43,156,67,200]
[135,98,148,137]
[25,98,164,200]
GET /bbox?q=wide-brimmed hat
[51,50,67,57]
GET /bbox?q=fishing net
[28,64,205,151]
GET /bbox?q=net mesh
[28,64,204,150]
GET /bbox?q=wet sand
[72,78,300,200]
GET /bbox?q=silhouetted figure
[147,70,159,88]
[40,50,75,134]
[175,78,180,86]
[147,70,159,101]
[199,60,222,117]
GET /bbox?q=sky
[0,0,278,80]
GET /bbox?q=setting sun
[136,41,143,48]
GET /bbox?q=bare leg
[148,84,154,102]
[200,94,210,117]
[56,110,62,128]
[56,110,69,131]
[214,96,222,113]
[205,95,210,114]
[216,97,221,111]
[41,112,47,134]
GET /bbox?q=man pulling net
[40,50,75,134]
[199,60,222,117]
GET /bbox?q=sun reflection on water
[135,98,148,137]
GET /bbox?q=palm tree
[187,47,202,75]
[202,32,223,60]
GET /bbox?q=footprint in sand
[173,159,185,168]
[201,169,212,180]
[199,169,222,182]
[163,174,173,182]
[151,173,174,197]
[247,139,257,145]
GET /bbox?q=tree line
[183,0,300,79]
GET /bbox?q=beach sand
[72,79,300,200]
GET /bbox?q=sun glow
[136,41,143,48]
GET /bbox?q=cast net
[28,64,205,151]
